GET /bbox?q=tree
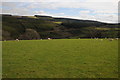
[19,29,40,40]
[107,28,118,38]
[2,30,13,40]
[83,26,101,38]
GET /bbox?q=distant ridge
[1,14,119,24]
[2,14,119,40]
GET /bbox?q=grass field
[2,39,118,78]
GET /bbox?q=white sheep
[48,38,51,40]
[100,39,103,41]
[16,39,19,41]
[109,38,114,41]
[115,38,119,40]
[96,38,98,40]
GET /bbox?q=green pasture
[2,39,118,78]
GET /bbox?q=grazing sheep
[109,38,114,41]
[96,38,98,40]
[48,38,51,40]
[94,38,98,40]
[115,38,119,40]
[100,39,103,41]
[16,39,19,41]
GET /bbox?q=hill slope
[1,14,120,40]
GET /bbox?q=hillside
[1,14,120,40]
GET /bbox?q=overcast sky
[1,0,119,23]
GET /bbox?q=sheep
[48,38,51,40]
[115,38,119,40]
[108,38,114,41]
[100,39,103,41]
[96,38,98,40]
[16,39,19,41]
